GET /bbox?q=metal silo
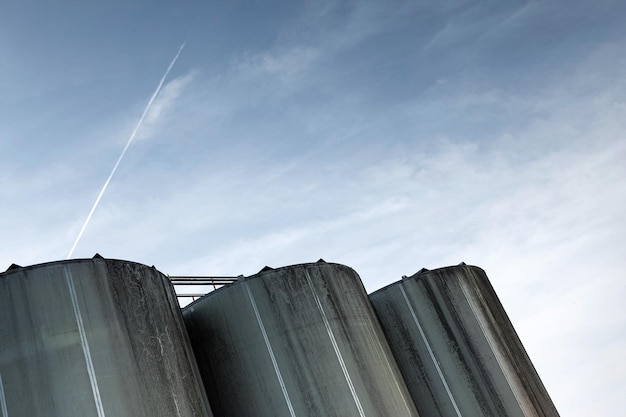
[0,257,213,417]
[183,262,419,417]
[369,264,560,417]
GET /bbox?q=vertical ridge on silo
[63,265,106,417]
[243,280,297,417]
[369,264,560,417]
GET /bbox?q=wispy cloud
[237,47,320,79]
[3,4,624,415]
[136,72,195,142]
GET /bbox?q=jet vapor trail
[67,41,187,259]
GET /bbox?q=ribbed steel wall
[1,257,560,417]
[0,258,213,417]
[183,262,419,417]
[369,264,560,417]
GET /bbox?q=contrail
[67,41,186,259]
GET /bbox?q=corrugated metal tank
[183,262,419,417]
[369,264,560,417]
[0,258,213,417]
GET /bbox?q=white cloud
[259,47,320,78]
[3,4,625,415]
[135,72,195,142]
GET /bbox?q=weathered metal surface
[369,264,560,417]
[0,258,213,417]
[183,262,419,417]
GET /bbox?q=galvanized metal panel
[0,258,213,417]
[183,262,419,417]
[369,265,560,417]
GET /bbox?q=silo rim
[1,256,162,278]
[368,263,486,296]
[182,261,359,310]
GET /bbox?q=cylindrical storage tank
[183,262,419,417]
[0,258,213,417]
[369,264,560,417]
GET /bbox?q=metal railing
[170,276,239,303]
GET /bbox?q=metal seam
[64,267,106,417]
[0,372,8,417]
[458,279,527,416]
[400,284,463,417]
[245,283,297,417]
[304,270,367,417]
[369,321,415,416]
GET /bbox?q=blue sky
[2,1,625,415]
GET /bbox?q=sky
[1,0,625,415]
